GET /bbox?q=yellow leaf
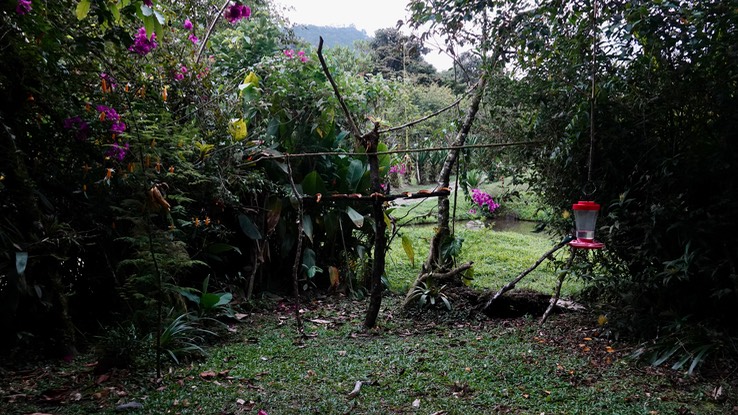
[229,118,248,141]
[597,315,608,326]
[243,71,259,87]
[562,209,570,219]
[329,266,340,289]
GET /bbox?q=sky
[272,0,454,70]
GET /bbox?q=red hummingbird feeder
[569,200,604,249]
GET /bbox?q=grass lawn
[2,296,734,414]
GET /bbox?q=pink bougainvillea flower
[283,49,295,59]
[188,33,199,44]
[224,1,251,24]
[143,0,153,6]
[180,65,188,73]
[183,18,193,30]
[16,0,32,15]
[129,27,158,56]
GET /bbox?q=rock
[465,220,485,230]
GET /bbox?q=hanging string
[586,0,598,195]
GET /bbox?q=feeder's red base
[569,239,604,250]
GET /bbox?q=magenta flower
[174,72,184,81]
[224,2,251,24]
[16,0,32,15]
[183,18,193,30]
[96,105,120,121]
[470,188,500,213]
[63,116,90,141]
[297,50,309,62]
[106,141,130,161]
[188,34,199,44]
[111,121,126,134]
[143,0,153,6]
[283,49,295,59]
[389,164,407,175]
[180,65,188,73]
[129,27,158,56]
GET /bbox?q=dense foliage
[514,0,738,337]
[2,0,736,370]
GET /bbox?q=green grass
[5,298,731,415]
[386,225,581,298]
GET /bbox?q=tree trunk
[404,77,487,307]
[363,128,387,329]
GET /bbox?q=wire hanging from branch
[586,0,598,193]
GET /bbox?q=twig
[346,380,363,399]
[196,0,232,64]
[317,37,362,139]
[481,236,573,312]
[378,82,478,134]
[237,140,544,166]
[540,247,576,325]
[418,262,474,284]
[285,155,305,337]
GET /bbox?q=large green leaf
[76,0,91,20]
[15,252,28,275]
[302,214,314,243]
[301,170,327,195]
[200,292,232,310]
[207,243,242,255]
[238,214,262,240]
[346,159,366,192]
[401,235,415,267]
[345,206,365,228]
[301,248,321,278]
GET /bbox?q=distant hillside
[291,24,370,49]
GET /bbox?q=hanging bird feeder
[569,200,604,249]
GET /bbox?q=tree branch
[480,237,573,312]
[196,0,232,64]
[317,37,362,139]
[378,82,478,134]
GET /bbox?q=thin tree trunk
[403,77,487,307]
[363,128,387,329]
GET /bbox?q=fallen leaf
[338,350,347,356]
[95,373,110,384]
[412,398,421,408]
[199,371,217,379]
[236,398,246,405]
[234,313,249,320]
[309,319,332,325]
